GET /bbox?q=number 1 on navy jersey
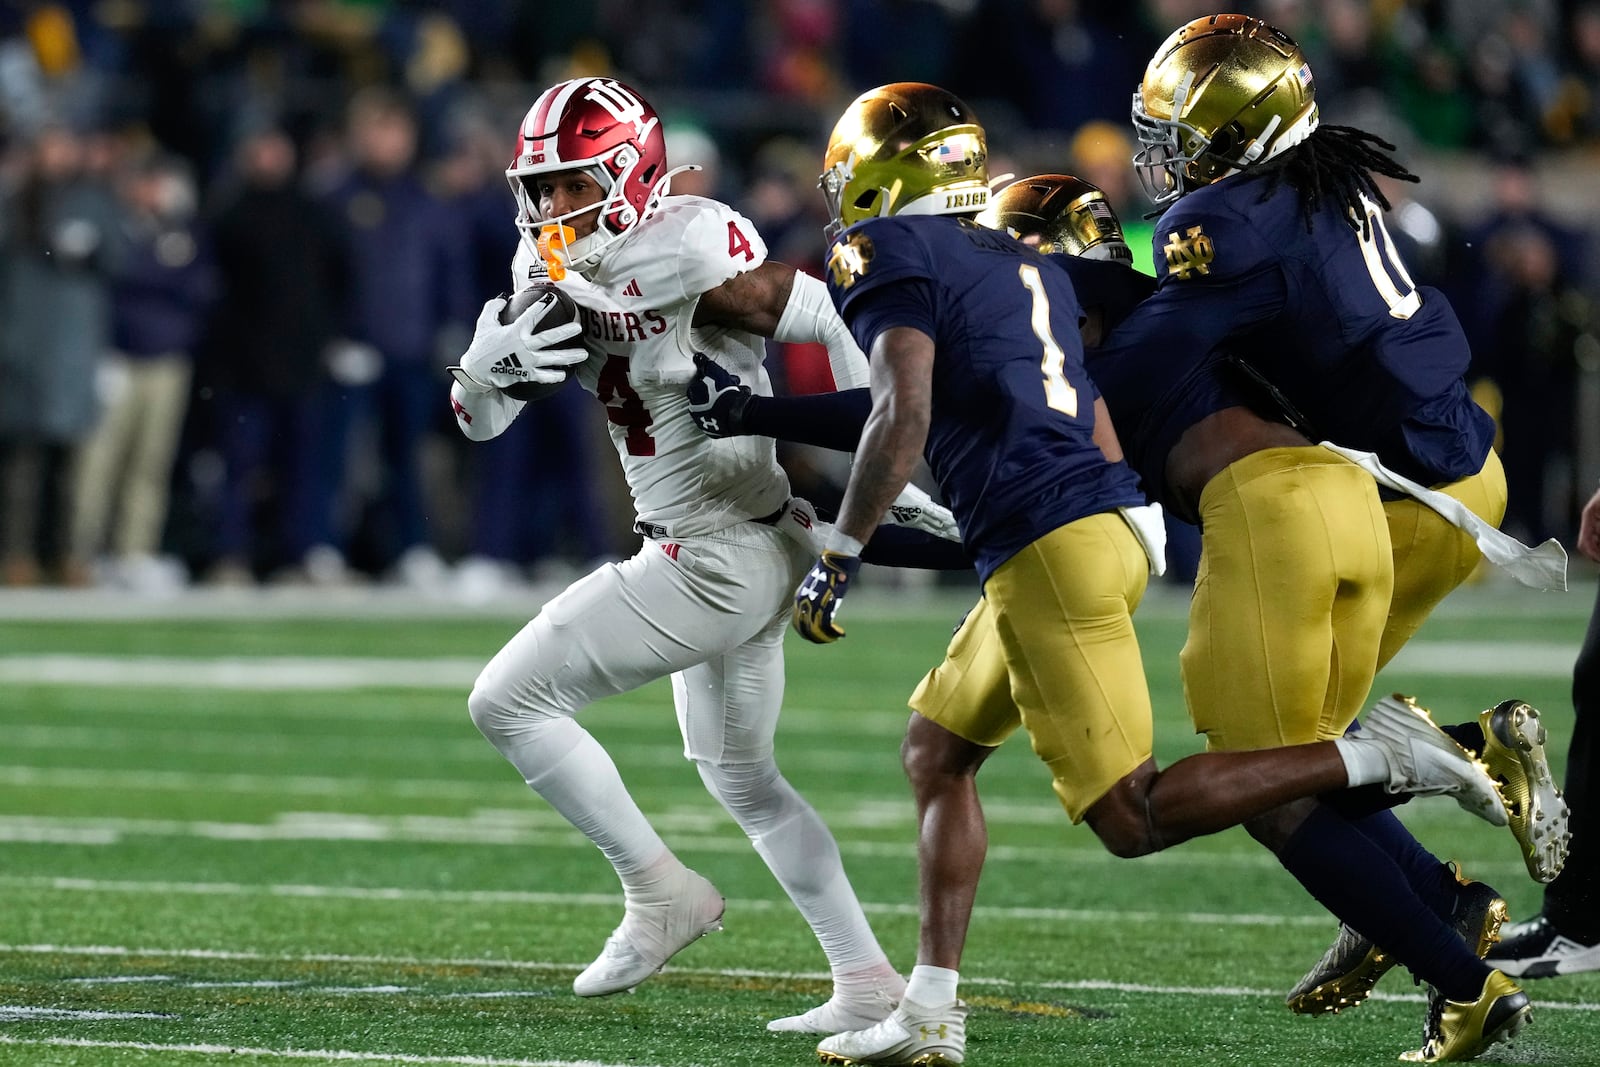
[1018,263,1079,417]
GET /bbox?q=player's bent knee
[1083,774,1160,859]
[466,681,514,742]
[901,714,992,788]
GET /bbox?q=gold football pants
[909,511,1152,822]
[1182,446,1393,751]
[1379,448,1508,669]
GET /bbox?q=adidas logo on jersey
[621,278,643,298]
[488,353,529,379]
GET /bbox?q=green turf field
[1,581,1597,1066]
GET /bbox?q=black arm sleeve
[862,525,973,571]
[741,388,873,452]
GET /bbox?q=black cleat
[1486,916,1600,978]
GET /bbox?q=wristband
[825,529,866,556]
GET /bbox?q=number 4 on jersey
[728,221,755,262]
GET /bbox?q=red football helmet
[507,77,671,270]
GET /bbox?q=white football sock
[489,712,682,893]
[1334,734,1391,788]
[904,964,960,1007]
[699,759,890,975]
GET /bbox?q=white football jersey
[511,195,790,537]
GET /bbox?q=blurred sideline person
[1105,14,1571,1060]
[311,87,472,587]
[69,151,214,592]
[0,124,124,586]
[1490,484,1600,976]
[202,126,347,584]
[447,76,962,1034]
[757,83,1512,1067]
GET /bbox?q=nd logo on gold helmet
[1132,14,1320,206]
[976,175,1133,264]
[819,82,989,241]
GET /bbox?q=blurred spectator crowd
[0,0,1596,596]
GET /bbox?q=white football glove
[886,483,961,542]
[448,296,587,394]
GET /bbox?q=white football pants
[468,514,888,977]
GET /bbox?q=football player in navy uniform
[746,83,1513,1067]
[1099,14,1567,1061]
[691,163,1550,1062]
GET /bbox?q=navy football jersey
[826,216,1145,582]
[1103,174,1494,487]
[1048,254,1155,331]
[1070,258,1253,511]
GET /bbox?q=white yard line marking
[0,1036,685,1067]
[0,878,1384,928]
[2,946,1596,1014]
[54,974,554,997]
[0,655,485,691]
[0,808,1515,874]
[0,764,506,801]
[0,637,1581,697]
[0,1006,174,1021]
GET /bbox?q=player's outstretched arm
[685,351,872,449]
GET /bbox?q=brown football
[498,284,582,400]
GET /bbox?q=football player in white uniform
[446,76,933,1034]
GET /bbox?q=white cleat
[572,868,725,997]
[816,998,967,1066]
[769,972,905,1033]
[1358,694,1509,827]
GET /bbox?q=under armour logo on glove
[792,551,861,644]
[686,353,753,438]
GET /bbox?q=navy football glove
[793,551,861,644]
[686,353,753,437]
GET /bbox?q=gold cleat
[1286,929,1392,1015]
[1398,970,1531,1062]
[1288,866,1505,1016]
[1479,700,1571,883]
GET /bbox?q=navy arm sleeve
[740,388,872,452]
[863,525,973,570]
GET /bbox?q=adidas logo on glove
[489,353,529,379]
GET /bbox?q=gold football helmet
[1132,14,1319,205]
[976,175,1132,263]
[819,82,988,240]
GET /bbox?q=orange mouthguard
[536,224,577,281]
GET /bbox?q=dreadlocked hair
[1251,125,1419,235]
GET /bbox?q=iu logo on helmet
[584,80,659,144]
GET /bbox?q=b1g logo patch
[827,232,875,289]
[1163,224,1215,280]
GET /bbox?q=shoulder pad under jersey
[1151,182,1280,287]
[628,195,768,306]
[825,217,937,309]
